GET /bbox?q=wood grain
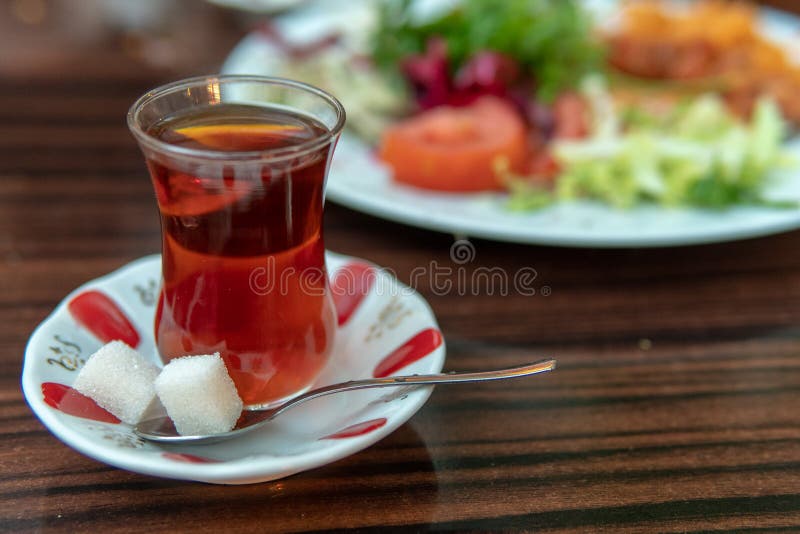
[3,1,800,532]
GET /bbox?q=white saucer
[22,253,445,484]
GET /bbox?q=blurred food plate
[221,0,800,247]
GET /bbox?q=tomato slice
[552,92,590,140]
[527,151,561,181]
[378,96,528,192]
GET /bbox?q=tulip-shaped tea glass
[128,75,345,408]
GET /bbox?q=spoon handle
[263,359,556,421]
[135,359,557,443]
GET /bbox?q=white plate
[221,0,800,248]
[22,253,445,484]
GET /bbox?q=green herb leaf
[371,0,603,101]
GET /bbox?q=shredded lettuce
[507,78,795,211]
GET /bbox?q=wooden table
[3,1,800,531]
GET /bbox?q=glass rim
[127,74,347,163]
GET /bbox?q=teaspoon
[135,359,556,445]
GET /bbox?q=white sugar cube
[73,340,159,425]
[154,353,243,436]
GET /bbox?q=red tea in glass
[128,77,345,407]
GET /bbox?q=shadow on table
[35,422,438,532]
